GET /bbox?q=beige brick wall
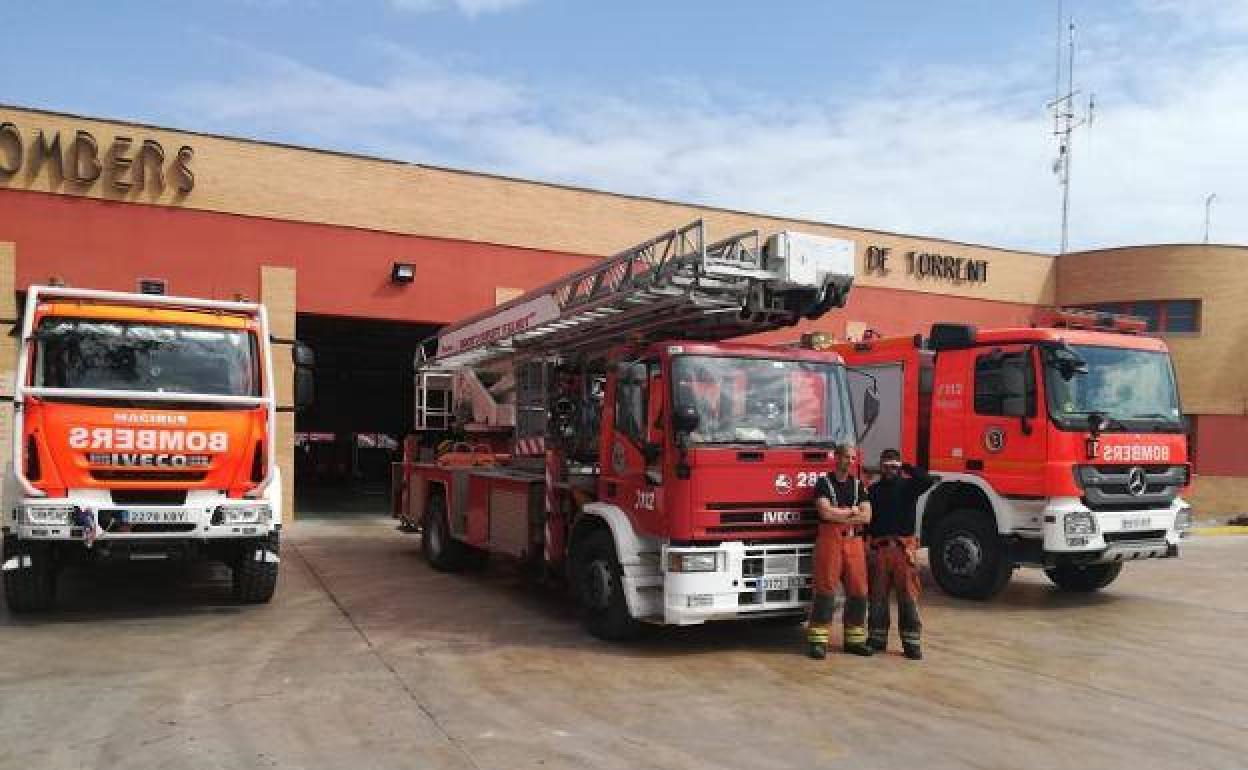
[260,266,297,522]
[1187,476,1248,516]
[0,105,1056,306]
[1056,244,1248,416]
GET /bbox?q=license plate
[762,576,802,591]
[1121,516,1152,530]
[126,510,189,524]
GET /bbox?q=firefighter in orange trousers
[867,448,938,660]
[807,443,873,660]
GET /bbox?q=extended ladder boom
[427,220,855,369]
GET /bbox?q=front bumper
[1039,497,1188,564]
[659,541,814,626]
[8,492,277,543]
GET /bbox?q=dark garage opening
[294,314,437,516]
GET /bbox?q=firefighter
[866,448,938,660]
[807,443,873,659]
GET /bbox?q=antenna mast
[1047,6,1094,255]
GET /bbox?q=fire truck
[394,220,873,639]
[2,285,314,612]
[836,311,1194,599]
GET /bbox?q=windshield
[671,355,854,446]
[35,318,260,397]
[1043,344,1181,431]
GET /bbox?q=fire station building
[0,104,1244,515]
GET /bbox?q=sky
[2,0,1245,252]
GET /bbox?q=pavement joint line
[287,538,485,770]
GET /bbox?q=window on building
[1071,300,1201,334]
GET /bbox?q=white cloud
[173,10,1248,252]
[388,0,529,17]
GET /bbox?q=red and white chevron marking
[515,437,546,456]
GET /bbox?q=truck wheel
[571,529,643,641]
[930,509,1013,600]
[233,533,280,604]
[3,541,58,613]
[1045,562,1123,592]
[422,489,468,572]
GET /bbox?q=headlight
[215,505,273,525]
[1175,508,1194,532]
[22,505,76,525]
[1064,511,1097,536]
[669,552,721,573]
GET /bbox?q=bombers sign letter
[68,427,229,453]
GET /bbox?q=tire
[929,508,1013,600]
[1045,562,1123,592]
[233,533,280,604]
[421,489,469,572]
[570,528,643,641]
[3,541,58,613]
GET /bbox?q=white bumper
[657,541,813,626]
[8,489,279,543]
[1039,496,1188,563]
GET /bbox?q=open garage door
[294,314,437,517]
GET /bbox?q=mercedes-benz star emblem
[1126,466,1148,497]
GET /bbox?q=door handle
[966,459,984,471]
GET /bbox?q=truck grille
[1078,465,1185,511]
[91,470,208,482]
[1104,530,1167,546]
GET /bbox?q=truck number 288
[796,472,821,488]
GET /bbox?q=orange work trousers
[868,536,922,649]
[807,523,869,647]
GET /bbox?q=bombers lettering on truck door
[67,427,230,452]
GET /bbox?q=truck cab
[840,317,1192,599]
[2,285,311,612]
[584,340,864,629]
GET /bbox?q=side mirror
[294,367,315,410]
[673,404,700,434]
[293,341,315,369]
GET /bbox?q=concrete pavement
[2,517,1246,770]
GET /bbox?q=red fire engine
[835,310,1193,599]
[393,221,875,639]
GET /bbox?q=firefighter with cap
[807,443,873,659]
[866,448,938,660]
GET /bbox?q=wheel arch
[573,503,656,567]
[919,475,1004,546]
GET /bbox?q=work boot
[808,642,828,660]
[903,643,923,661]
[843,641,875,657]
[866,635,887,653]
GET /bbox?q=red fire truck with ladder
[835,310,1194,600]
[394,220,876,639]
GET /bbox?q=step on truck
[3,285,314,612]
[394,220,878,639]
[836,312,1194,599]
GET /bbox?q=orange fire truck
[394,221,875,639]
[3,285,313,612]
[836,312,1193,599]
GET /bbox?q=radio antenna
[1047,7,1095,255]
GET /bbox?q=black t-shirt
[814,474,867,510]
[867,467,938,537]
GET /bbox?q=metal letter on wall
[173,145,194,193]
[31,129,64,178]
[69,130,101,184]
[0,122,21,176]
[136,139,166,190]
[108,136,134,191]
